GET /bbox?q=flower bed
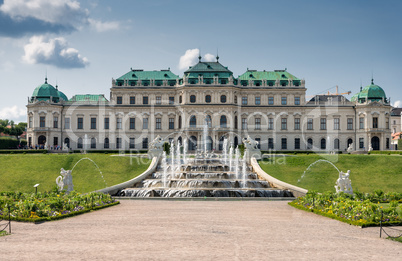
[290,191,402,227]
[0,191,119,222]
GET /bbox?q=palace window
[281,138,287,150]
[347,118,353,130]
[130,138,135,149]
[220,95,227,103]
[142,138,148,149]
[156,96,161,105]
[143,96,148,105]
[307,118,313,130]
[281,97,287,105]
[294,118,300,130]
[220,115,227,128]
[334,118,340,130]
[104,138,109,149]
[295,96,300,105]
[130,118,135,129]
[268,138,274,149]
[189,116,197,128]
[116,118,122,129]
[321,138,326,150]
[117,96,122,104]
[255,96,261,105]
[91,138,96,149]
[359,118,364,129]
[268,118,274,130]
[295,138,300,150]
[77,117,83,129]
[190,95,196,103]
[156,118,161,130]
[64,118,70,129]
[53,116,58,128]
[116,138,122,149]
[40,116,46,128]
[255,118,261,130]
[77,137,83,149]
[334,139,340,150]
[320,118,326,130]
[359,138,364,149]
[169,96,174,105]
[143,118,148,129]
[268,96,274,105]
[90,117,96,130]
[373,117,378,128]
[169,118,174,129]
[130,96,135,104]
[242,118,247,130]
[104,117,109,130]
[281,118,287,130]
[242,96,248,105]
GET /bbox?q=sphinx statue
[148,135,165,159]
[56,168,74,193]
[242,135,261,162]
[335,170,353,195]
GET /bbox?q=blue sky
[0,0,401,122]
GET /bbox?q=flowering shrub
[290,191,402,227]
[0,191,118,222]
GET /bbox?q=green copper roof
[350,92,359,102]
[357,79,387,102]
[238,70,300,81]
[32,78,59,99]
[69,94,108,102]
[56,86,68,101]
[117,69,179,81]
[184,61,232,73]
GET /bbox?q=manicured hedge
[0,149,46,154]
[0,137,26,149]
[72,150,148,154]
[369,151,401,155]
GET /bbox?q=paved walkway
[1,200,400,260]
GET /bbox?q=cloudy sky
[0,0,401,122]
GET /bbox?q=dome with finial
[357,79,387,103]
[31,77,61,102]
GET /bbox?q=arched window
[220,95,227,103]
[234,136,239,147]
[190,95,196,103]
[104,138,109,149]
[234,96,238,104]
[307,138,313,149]
[91,138,96,149]
[205,95,211,103]
[321,138,326,150]
[219,136,225,150]
[179,95,182,103]
[205,115,212,128]
[235,116,238,129]
[178,116,182,129]
[334,138,340,150]
[189,115,197,128]
[64,137,70,148]
[220,115,227,128]
[77,137,83,149]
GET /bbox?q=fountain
[71,157,107,187]
[222,138,228,164]
[298,159,353,194]
[203,120,208,155]
[119,131,293,198]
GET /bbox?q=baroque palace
[26,56,392,152]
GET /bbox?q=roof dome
[31,78,60,102]
[56,85,68,101]
[358,79,387,102]
[350,92,359,102]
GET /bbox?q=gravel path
[1,200,400,260]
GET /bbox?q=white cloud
[0,106,26,121]
[88,18,119,32]
[0,0,88,27]
[203,53,215,62]
[178,48,216,70]
[393,100,401,108]
[22,36,89,68]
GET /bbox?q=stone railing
[250,157,308,197]
[95,156,159,195]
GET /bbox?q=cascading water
[203,121,208,155]
[71,157,107,187]
[119,138,294,198]
[228,146,233,172]
[298,159,341,182]
[223,138,228,164]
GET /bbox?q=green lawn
[0,154,151,193]
[259,154,402,193]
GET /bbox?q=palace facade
[26,57,393,152]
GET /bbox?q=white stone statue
[335,170,353,194]
[56,168,74,193]
[148,135,164,159]
[368,143,373,152]
[242,135,261,162]
[347,143,353,153]
[62,142,69,152]
[44,141,48,150]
